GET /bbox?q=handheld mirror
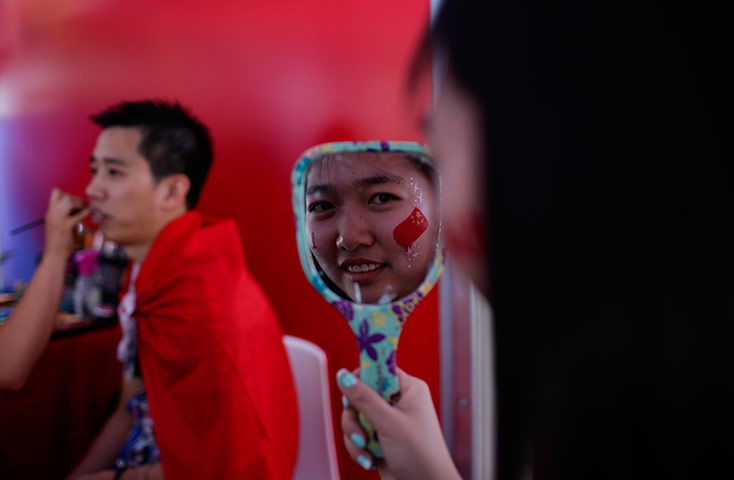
[291,141,444,458]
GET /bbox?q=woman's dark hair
[91,100,213,209]
[430,1,730,479]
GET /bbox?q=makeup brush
[10,218,45,236]
[10,204,89,236]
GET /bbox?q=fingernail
[350,432,366,449]
[356,454,372,471]
[342,395,349,409]
[337,368,358,390]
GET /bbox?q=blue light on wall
[0,120,44,289]
[0,121,7,289]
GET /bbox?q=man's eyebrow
[89,155,128,166]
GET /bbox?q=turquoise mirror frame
[291,140,445,458]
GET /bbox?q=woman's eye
[369,193,399,205]
[108,169,121,176]
[308,201,335,213]
[89,168,98,176]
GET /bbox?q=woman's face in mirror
[305,152,439,304]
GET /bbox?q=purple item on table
[74,249,100,276]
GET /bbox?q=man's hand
[43,188,90,262]
[337,367,461,480]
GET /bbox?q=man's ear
[158,174,191,211]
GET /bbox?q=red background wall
[0,1,438,478]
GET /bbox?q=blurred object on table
[0,292,14,305]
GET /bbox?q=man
[69,100,298,479]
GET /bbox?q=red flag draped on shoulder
[132,211,298,479]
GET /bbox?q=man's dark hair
[91,100,213,209]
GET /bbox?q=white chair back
[283,335,341,480]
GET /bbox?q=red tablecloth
[0,325,122,479]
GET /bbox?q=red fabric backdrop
[0,2,437,479]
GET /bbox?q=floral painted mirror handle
[332,268,442,456]
[292,141,444,458]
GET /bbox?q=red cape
[132,211,298,479]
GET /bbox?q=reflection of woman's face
[305,152,439,304]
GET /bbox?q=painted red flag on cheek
[393,207,429,250]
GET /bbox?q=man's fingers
[47,190,89,223]
[49,188,86,210]
[69,206,91,223]
[69,195,87,210]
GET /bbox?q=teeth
[347,263,381,273]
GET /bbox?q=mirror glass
[296,142,441,305]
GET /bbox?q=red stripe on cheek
[393,207,429,251]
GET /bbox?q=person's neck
[124,243,153,265]
[124,208,189,264]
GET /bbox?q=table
[0,323,122,479]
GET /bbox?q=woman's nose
[336,214,374,251]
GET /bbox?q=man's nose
[85,175,104,201]
[336,214,374,251]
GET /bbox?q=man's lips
[90,209,110,224]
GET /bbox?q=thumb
[49,188,62,205]
[336,368,397,433]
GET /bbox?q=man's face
[86,127,165,253]
[305,153,439,304]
